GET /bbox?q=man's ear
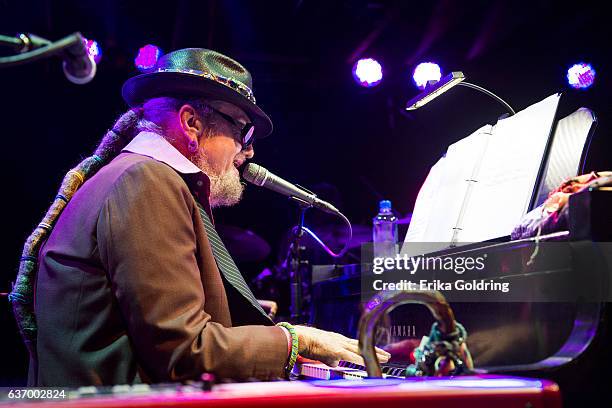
[178,104,204,142]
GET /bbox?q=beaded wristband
[276,322,299,376]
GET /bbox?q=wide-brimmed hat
[122,48,273,138]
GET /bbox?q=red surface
[0,376,561,408]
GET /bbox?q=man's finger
[339,350,366,366]
[343,341,391,361]
[345,339,391,355]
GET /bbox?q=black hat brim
[122,71,273,138]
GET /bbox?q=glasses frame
[209,106,255,150]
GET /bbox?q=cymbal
[216,225,271,262]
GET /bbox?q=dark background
[1,0,610,386]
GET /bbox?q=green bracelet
[276,322,299,376]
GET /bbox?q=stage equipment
[0,32,96,85]
[306,95,610,402]
[0,376,562,407]
[352,58,383,87]
[412,62,442,89]
[567,62,596,89]
[243,163,341,215]
[304,224,371,251]
[0,32,96,84]
[305,189,612,385]
[405,71,516,116]
[243,163,352,321]
[135,44,163,72]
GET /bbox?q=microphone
[62,34,96,85]
[242,163,340,214]
[0,32,96,84]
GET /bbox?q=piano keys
[298,360,409,380]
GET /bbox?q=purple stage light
[567,62,596,89]
[353,58,383,87]
[83,38,102,64]
[413,62,442,89]
[135,44,162,72]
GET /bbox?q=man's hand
[257,299,278,320]
[293,326,390,367]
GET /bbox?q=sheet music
[404,156,447,243]
[403,93,561,245]
[534,107,596,206]
[403,126,491,256]
[422,125,493,243]
[458,93,561,242]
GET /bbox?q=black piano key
[337,361,407,378]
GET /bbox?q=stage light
[135,44,162,72]
[83,38,102,64]
[413,62,442,89]
[353,58,383,87]
[567,62,596,89]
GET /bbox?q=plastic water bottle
[373,200,398,259]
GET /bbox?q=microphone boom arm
[0,32,84,68]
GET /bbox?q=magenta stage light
[83,38,102,64]
[135,44,162,72]
[413,62,442,89]
[567,62,596,89]
[353,58,383,87]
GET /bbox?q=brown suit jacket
[32,152,287,386]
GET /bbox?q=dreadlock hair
[9,107,143,360]
[9,97,214,363]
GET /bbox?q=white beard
[191,152,244,208]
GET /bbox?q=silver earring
[188,140,198,153]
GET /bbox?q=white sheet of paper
[458,93,561,242]
[533,107,596,206]
[422,124,493,244]
[404,156,447,243]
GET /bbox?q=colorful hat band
[156,68,256,104]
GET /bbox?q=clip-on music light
[406,71,516,116]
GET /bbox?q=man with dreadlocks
[10,49,390,386]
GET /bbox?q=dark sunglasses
[209,107,255,149]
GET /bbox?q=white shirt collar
[122,131,202,175]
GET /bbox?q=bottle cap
[379,200,392,210]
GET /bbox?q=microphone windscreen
[242,163,268,186]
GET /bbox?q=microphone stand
[286,205,308,323]
[283,202,353,323]
[0,32,84,68]
[267,183,352,323]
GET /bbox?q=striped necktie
[194,201,270,321]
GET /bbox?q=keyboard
[298,360,408,380]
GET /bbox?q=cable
[0,34,23,49]
[299,211,353,258]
